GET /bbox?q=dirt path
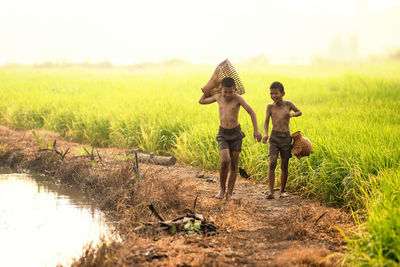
[0,126,352,266]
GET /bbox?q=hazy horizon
[1,0,400,65]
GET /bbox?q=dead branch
[137,208,218,235]
[314,212,328,225]
[39,142,70,161]
[96,148,105,166]
[61,147,70,160]
[193,194,198,211]
[149,204,165,221]
[134,150,140,177]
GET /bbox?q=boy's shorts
[269,130,292,158]
[216,124,245,152]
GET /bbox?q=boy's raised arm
[262,104,272,144]
[199,93,217,105]
[238,96,262,142]
[288,101,302,117]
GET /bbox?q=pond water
[0,172,112,267]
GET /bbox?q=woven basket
[201,59,245,96]
[291,131,312,159]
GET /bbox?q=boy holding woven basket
[262,81,302,199]
[199,76,262,201]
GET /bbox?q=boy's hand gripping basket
[201,59,245,96]
[291,131,312,159]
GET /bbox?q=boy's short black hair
[270,81,284,93]
[222,77,235,87]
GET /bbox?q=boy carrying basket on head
[262,81,302,199]
[199,77,262,201]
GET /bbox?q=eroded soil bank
[0,126,353,266]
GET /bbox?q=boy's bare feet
[226,192,232,201]
[215,190,225,199]
[266,193,274,199]
[279,192,291,198]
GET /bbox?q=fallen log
[126,150,176,166]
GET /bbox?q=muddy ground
[0,126,353,266]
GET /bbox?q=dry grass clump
[114,159,137,185]
[272,246,341,267]
[70,240,118,267]
[119,167,196,220]
[69,170,201,266]
[26,150,61,173]
[283,204,351,243]
[0,149,22,169]
[112,167,198,239]
[204,200,257,232]
[55,157,91,184]
[0,143,9,154]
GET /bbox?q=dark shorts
[216,124,245,152]
[269,130,292,158]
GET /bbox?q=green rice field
[1,62,400,265]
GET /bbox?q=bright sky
[0,0,399,64]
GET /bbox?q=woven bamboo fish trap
[291,131,312,159]
[201,59,245,96]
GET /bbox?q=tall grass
[1,62,399,263]
[1,64,399,206]
[345,169,400,266]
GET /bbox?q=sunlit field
[1,62,400,264]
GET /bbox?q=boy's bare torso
[269,101,291,132]
[216,93,241,129]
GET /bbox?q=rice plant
[1,62,399,263]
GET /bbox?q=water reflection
[0,172,111,267]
